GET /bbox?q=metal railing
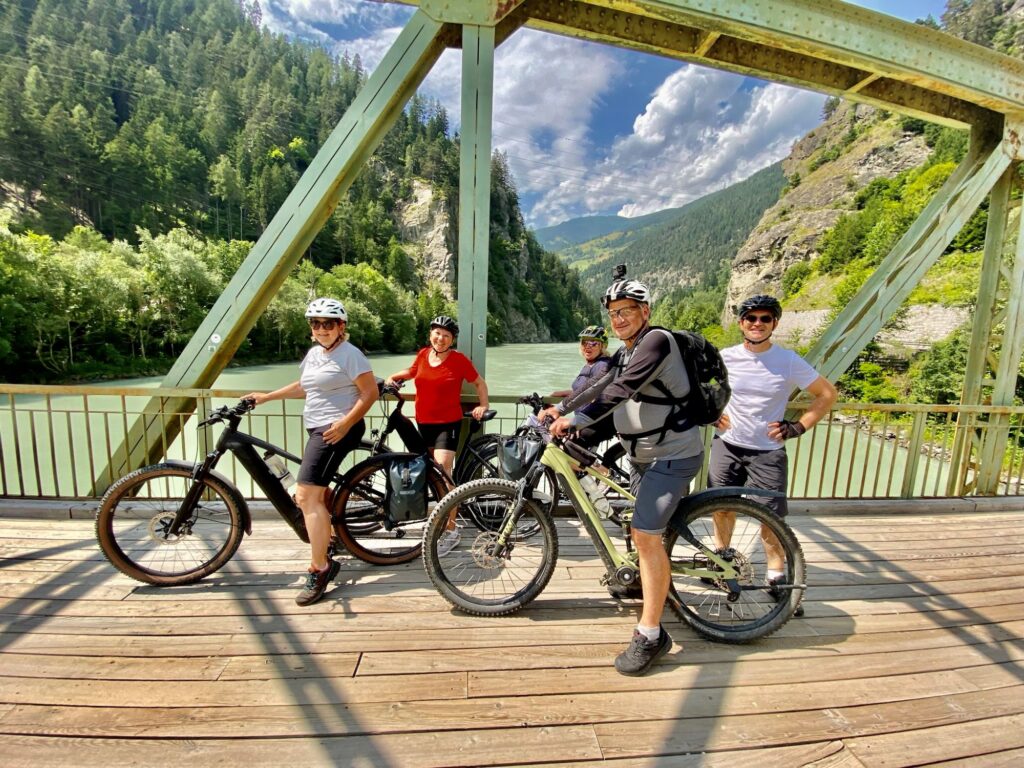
[2,384,1023,500]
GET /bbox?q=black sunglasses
[742,313,775,324]
[309,318,339,330]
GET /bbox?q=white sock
[637,624,660,641]
[766,569,785,582]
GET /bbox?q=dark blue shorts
[629,454,704,534]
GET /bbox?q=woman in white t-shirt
[246,297,377,606]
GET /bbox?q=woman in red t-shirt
[385,315,490,480]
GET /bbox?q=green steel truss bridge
[107,0,1024,496]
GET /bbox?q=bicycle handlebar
[198,398,255,427]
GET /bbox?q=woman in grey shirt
[246,297,378,606]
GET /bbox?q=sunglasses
[309,318,339,330]
[742,313,775,324]
[580,340,603,348]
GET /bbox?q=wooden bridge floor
[0,510,1023,766]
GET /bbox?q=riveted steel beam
[96,11,451,489]
[607,0,1024,118]
[420,0,529,26]
[521,0,998,128]
[457,24,496,376]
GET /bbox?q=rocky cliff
[723,103,931,317]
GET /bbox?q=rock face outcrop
[774,306,971,350]
[724,104,931,317]
[397,179,455,299]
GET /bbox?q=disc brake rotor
[148,514,186,544]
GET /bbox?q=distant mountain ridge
[535,207,689,251]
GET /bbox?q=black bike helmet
[578,325,608,344]
[430,315,459,336]
[737,294,782,320]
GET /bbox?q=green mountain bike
[422,434,806,643]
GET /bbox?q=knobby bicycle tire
[422,478,558,616]
[96,463,245,586]
[332,453,448,565]
[664,496,805,643]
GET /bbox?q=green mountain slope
[570,163,786,300]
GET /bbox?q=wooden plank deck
[0,509,1023,767]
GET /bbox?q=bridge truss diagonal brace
[805,132,1013,383]
[457,25,496,377]
[96,11,450,489]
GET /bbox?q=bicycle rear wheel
[96,463,245,586]
[332,453,448,565]
[422,478,558,616]
[664,496,805,643]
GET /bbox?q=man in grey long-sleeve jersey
[544,277,703,676]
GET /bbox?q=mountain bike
[95,399,451,584]
[422,434,806,643]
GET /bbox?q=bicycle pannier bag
[497,435,544,481]
[386,455,429,522]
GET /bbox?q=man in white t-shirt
[710,294,837,616]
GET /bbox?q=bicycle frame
[170,409,310,543]
[535,440,755,585]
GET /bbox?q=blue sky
[262,1,950,227]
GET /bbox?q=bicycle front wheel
[422,478,558,616]
[96,463,245,586]
[332,454,448,565]
[664,496,805,643]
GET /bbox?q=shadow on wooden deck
[0,509,1023,766]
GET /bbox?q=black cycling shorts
[418,420,461,452]
[297,421,366,487]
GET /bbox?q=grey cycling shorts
[629,453,704,534]
[708,437,789,517]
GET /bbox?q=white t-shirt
[718,343,821,451]
[299,342,373,429]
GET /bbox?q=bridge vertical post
[947,164,1014,494]
[457,24,495,377]
[975,166,1024,494]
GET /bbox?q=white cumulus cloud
[527,66,824,225]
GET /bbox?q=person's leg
[295,482,332,570]
[707,438,745,550]
[294,424,364,605]
[616,454,702,676]
[744,447,790,573]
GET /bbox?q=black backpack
[666,329,731,427]
[614,328,731,454]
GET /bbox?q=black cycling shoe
[295,559,341,606]
[606,583,644,600]
[614,626,672,676]
[768,576,804,618]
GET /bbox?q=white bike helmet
[305,297,347,322]
[602,279,651,307]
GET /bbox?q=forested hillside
[0,0,596,382]
[574,163,786,304]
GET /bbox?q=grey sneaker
[614,626,672,676]
[437,528,461,556]
[295,559,340,606]
[768,576,804,617]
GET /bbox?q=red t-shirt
[408,347,480,424]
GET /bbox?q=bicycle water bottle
[579,474,612,518]
[264,453,295,489]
